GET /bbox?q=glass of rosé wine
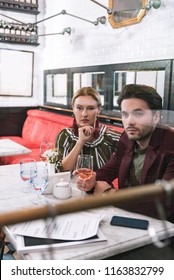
[76,155,93,198]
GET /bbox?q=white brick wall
[43,0,174,68]
[0,0,174,107]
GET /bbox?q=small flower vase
[47,162,56,175]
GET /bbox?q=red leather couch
[0,109,74,165]
[0,109,124,166]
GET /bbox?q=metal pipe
[37,27,71,37]
[37,32,63,37]
[29,9,105,27]
[30,10,65,26]
[0,180,174,226]
[90,0,112,14]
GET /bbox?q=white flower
[43,149,59,163]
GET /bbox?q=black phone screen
[110,216,149,230]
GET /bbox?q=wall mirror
[108,0,148,28]
[44,59,173,125]
[44,70,69,107]
[113,69,165,107]
[110,60,171,112]
[73,72,105,105]
[108,60,172,125]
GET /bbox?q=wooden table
[0,139,31,156]
[1,164,174,260]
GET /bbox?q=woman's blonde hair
[72,87,102,107]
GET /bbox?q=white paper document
[5,212,106,254]
[10,212,103,241]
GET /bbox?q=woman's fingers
[78,126,94,138]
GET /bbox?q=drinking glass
[20,158,37,193]
[76,155,93,198]
[40,142,54,163]
[32,163,48,204]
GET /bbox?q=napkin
[43,171,71,194]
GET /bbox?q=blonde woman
[55,87,120,172]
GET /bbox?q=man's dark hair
[117,84,162,111]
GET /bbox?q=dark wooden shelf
[0,39,39,45]
[0,33,39,45]
[0,0,39,15]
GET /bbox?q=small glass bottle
[0,20,4,34]
[15,25,21,36]
[0,20,4,41]
[4,23,10,34]
[14,0,20,9]
[10,24,16,36]
[21,25,26,36]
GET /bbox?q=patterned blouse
[55,123,121,172]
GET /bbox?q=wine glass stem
[81,180,86,199]
[29,179,33,190]
[37,192,48,204]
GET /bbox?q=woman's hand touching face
[78,126,94,142]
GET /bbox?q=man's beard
[127,127,154,142]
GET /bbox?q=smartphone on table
[110,215,149,230]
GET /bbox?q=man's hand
[73,170,96,192]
